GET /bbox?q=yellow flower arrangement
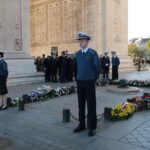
[111,102,135,121]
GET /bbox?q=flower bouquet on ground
[9,85,76,107]
[111,102,135,121]
[110,80,120,85]
[11,97,22,107]
[96,80,107,86]
[127,93,150,111]
[53,86,76,97]
[127,80,150,87]
[127,97,144,111]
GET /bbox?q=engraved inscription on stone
[84,0,94,36]
[62,0,77,41]
[48,2,60,43]
[113,0,122,42]
[31,0,95,45]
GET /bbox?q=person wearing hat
[0,52,9,110]
[73,32,101,137]
[111,51,120,80]
[58,51,67,83]
[101,52,110,80]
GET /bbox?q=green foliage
[128,43,146,59]
[146,40,150,55]
[128,43,139,57]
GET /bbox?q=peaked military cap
[104,52,108,54]
[77,32,92,40]
[111,51,116,54]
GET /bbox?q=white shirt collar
[82,47,89,53]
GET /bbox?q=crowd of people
[34,51,77,83]
[34,50,120,83]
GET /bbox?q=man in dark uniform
[101,52,110,80]
[73,55,77,81]
[51,52,58,82]
[111,51,120,80]
[73,32,101,137]
[58,51,67,83]
[66,54,74,82]
[44,54,52,82]
[41,54,46,72]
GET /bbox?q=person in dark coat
[66,54,74,82]
[41,54,46,72]
[44,54,52,82]
[101,52,110,80]
[73,32,101,137]
[35,56,42,72]
[73,55,77,81]
[51,53,58,82]
[100,55,103,75]
[0,52,9,110]
[58,51,67,83]
[111,51,120,80]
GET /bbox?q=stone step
[7,58,44,86]
[8,73,44,86]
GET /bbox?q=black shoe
[73,126,86,133]
[1,107,8,110]
[88,130,96,137]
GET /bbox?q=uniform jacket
[112,56,120,66]
[0,59,8,78]
[101,56,110,69]
[76,48,101,81]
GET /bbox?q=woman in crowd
[0,52,9,110]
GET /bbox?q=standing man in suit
[51,52,58,82]
[111,51,120,80]
[58,51,67,83]
[101,52,110,80]
[73,32,101,137]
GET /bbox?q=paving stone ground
[1,71,150,150]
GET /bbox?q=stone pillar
[0,0,44,85]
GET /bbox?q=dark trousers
[77,80,97,130]
[45,70,50,82]
[52,72,57,82]
[103,67,109,79]
[66,71,73,81]
[112,66,119,80]
[60,68,66,83]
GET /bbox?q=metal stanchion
[18,100,25,111]
[63,109,70,123]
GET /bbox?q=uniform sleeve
[4,62,8,78]
[94,53,101,80]
[108,57,110,65]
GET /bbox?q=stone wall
[30,0,128,56]
[30,0,101,56]
[0,0,44,85]
[105,0,128,55]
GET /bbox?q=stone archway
[0,0,131,85]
